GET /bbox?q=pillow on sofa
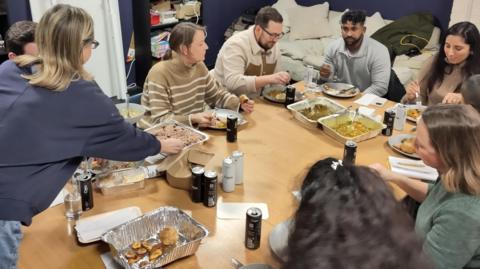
[328,9,348,37]
[272,0,299,32]
[288,2,330,40]
[365,12,387,36]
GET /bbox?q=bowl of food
[262,84,304,103]
[406,105,426,123]
[116,103,146,124]
[287,97,345,127]
[318,113,385,143]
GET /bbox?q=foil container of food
[145,120,209,150]
[102,207,209,269]
[87,159,143,175]
[287,97,345,128]
[318,113,385,144]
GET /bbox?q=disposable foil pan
[102,207,209,268]
[145,120,209,150]
[318,113,386,144]
[287,97,345,128]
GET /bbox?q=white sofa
[271,0,441,86]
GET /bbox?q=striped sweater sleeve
[204,73,240,111]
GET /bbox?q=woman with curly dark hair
[281,158,431,269]
[402,21,480,105]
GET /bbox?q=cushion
[288,2,330,40]
[425,26,440,50]
[365,12,387,36]
[328,9,348,37]
[272,0,299,32]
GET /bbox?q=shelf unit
[131,0,203,91]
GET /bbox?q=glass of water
[64,181,82,220]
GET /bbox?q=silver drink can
[203,170,218,207]
[394,104,407,131]
[222,157,235,192]
[232,151,244,185]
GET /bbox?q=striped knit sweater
[138,52,240,129]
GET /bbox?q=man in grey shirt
[320,10,391,96]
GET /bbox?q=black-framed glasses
[83,38,100,49]
[260,26,284,39]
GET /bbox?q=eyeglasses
[260,26,284,39]
[83,38,100,49]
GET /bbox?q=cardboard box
[166,148,214,190]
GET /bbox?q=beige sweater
[403,55,465,105]
[138,53,240,129]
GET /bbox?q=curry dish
[407,109,421,120]
[265,89,286,101]
[332,121,372,138]
[299,104,333,120]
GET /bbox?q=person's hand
[269,71,290,85]
[369,163,400,182]
[158,138,183,154]
[319,64,332,79]
[191,111,214,127]
[442,93,463,104]
[405,80,420,102]
[240,100,255,113]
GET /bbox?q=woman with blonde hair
[0,4,182,267]
[371,104,480,269]
[138,22,254,129]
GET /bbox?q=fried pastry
[159,227,179,246]
[149,248,163,261]
[131,241,141,250]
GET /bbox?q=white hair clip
[331,160,343,170]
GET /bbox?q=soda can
[245,207,262,249]
[222,157,235,192]
[203,170,217,207]
[76,171,94,211]
[191,166,204,203]
[285,85,296,107]
[382,109,395,136]
[394,104,407,131]
[343,140,357,165]
[231,151,244,185]
[226,114,238,143]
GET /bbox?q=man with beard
[213,6,290,97]
[320,10,390,96]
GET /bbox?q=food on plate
[159,227,179,246]
[299,104,333,120]
[212,117,227,128]
[125,249,137,259]
[119,107,144,119]
[323,84,357,95]
[149,248,163,261]
[394,137,416,154]
[135,247,148,256]
[407,109,421,120]
[332,121,372,138]
[150,124,204,147]
[266,89,286,101]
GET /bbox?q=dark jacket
[0,60,160,225]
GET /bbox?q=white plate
[268,219,292,263]
[406,105,427,123]
[387,134,419,159]
[262,84,304,104]
[209,108,247,130]
[322,82,360,98]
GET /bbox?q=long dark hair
[426,22,480,93]
[283,158,432,269]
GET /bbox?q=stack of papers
[388,156,438,181]
[75,207,142,243]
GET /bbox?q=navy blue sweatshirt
[0,60,160,225]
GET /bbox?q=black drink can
[245,207,262,249]
[284,85,296,107]
[226,114,237,143]
[191,166,204,203]
[76,172,94,211]
[203,170,217,207]
[382,109,396,136]
[343,140,357,165]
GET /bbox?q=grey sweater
[323,36,391,96]
[416,179,480,269]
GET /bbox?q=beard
[258,39,275,51]
[343,35,363,48]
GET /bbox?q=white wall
[29,0,127,98]
[449,0,480,28]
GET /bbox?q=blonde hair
[422,104,480,194]
[13,4,94,91]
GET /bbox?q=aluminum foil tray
[287,97,345,128]
[318,113,385,144]
[145,120,209,151]
[102,207,209,269]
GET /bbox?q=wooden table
[18,83,414,269]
